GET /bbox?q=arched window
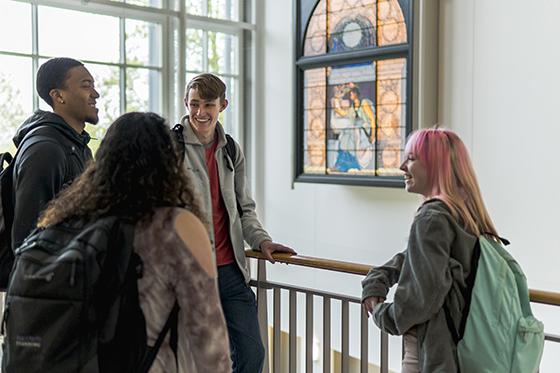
[295,0,412,187]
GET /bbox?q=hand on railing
[259,240,297,264]
[362,296,386,318]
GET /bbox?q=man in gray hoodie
[177,73,295,373]
[11,57,99,249]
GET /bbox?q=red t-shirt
[205,141,236,266]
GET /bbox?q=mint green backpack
[445,235,545,373]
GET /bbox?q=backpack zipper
[70,259,77,286]
[23,272,54,282]
[1,301,9,335]
[19,249,83,285]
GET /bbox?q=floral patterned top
[135,207,231,373]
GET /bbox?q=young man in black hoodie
[11,57,99,249]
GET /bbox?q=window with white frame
[0,0,253,154]
[184,0,244,140]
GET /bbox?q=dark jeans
[218,263,265,373]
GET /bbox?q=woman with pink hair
[361,127,499,372]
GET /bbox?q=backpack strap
[0,126,54,261]
[443,238,481,344]
[170,306,179,372]
[224,134,237,171]
[173,124,244,218]
[223,134,244,218]
[172,124,238,166]
[13,125,54,157]
[96,218,137,337]
[482,232,510,246]
[0,153,13,172]
[11,126,63,178]
[138,301,180,373]
[171,124,186,161]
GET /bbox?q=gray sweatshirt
[178,116,271,283]
[362,199,477,372]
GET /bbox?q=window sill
[294,174,405,188]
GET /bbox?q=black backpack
[171,123,243,217]
[0,127,52,290]
[1,216,178,373]
[0,152,15,289]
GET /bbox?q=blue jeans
[218,263,265,373]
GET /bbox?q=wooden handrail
[245,250,560,307]
[245,250,372,276]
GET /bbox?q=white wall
[439,1,560,369]
[439,0,560,292]
[257,0,559,371]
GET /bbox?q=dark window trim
[293,0,414,188]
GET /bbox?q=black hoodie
[11,110,93,249]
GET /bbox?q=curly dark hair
[38,112,204,227]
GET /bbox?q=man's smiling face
[185,88,227,142]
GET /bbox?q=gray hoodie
[362,199,477,372]
[178,116,271,282]
[11,110,92,249]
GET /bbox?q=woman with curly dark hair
[38,112,231,373]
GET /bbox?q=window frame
[0,0,255,151]
[293,0,414,188]
[183,14,250,142]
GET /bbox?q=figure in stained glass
[329,81,376,171]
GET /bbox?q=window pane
[37,58,51,112]
[126,19,162,67]
[170,0,181,11]
[172,18,181,119]
[0,1,31,54]
[0,55,33,153]
[108,0,163,7]
[186,29,203,72]
[186,72,198,88]
[126,0,163,7]
[328,0,376,53]
[208,31,237,75]
[208,0,239,21]
[185,0,204,15]
[303,68,327,174]
[126,68,161,113]
[377,0,407,46]
[38,7,120,63]
[187,29,238,74]
[302,0,408,56]
[219,75,237,138]
[326,63,377,174]
[303,0,327,56]
[86,63,120,135]
[302,59,407,177]
[186,0,239,20]
[376,58,407,175]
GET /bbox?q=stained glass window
[296,0,411,187]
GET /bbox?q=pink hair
[405,128,497,236]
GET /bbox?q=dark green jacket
[362,199,477,372]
